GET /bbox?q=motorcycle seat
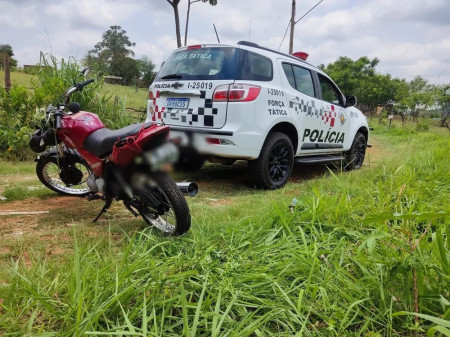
[83,122,153,157]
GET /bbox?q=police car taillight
[213,84,261,102]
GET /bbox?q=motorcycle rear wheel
[36,156,91,196]
[137,173,191,236]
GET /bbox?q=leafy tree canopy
[88,25,135,62]
[0,44,14,57]
[84,26,144,85]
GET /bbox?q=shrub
[0,54,135,159]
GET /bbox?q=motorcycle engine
[87,173,105,194]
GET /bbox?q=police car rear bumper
[168,127,261,160]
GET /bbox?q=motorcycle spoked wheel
[137,173,191,236]
[36,156,92,196]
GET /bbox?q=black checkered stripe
[163,90,218,127]
[289,96,324,118]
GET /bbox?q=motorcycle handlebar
[77,78,95,90]
[55,111,62,129]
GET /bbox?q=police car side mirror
[346,95,357,107]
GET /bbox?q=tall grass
[0,126,448,336]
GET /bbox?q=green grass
[0,125,449,336]
[0,70,35,87]
[0,70,148,110]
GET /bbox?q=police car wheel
[252,132,294,190]
[174,153,205,172]
[344,132,367,170]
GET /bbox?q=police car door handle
[159,89,202,97]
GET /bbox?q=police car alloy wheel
[344,132,367,170]
[252,132,294,189]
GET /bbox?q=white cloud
[1,0,449,83]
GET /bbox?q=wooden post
[4,52,11,92]
[289,0,296,54]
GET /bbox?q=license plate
[166,98,190,109]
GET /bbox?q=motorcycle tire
[138,172,191,236]
[36,156,92,196]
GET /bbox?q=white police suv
[146,41,369,189]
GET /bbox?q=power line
[278,20,291,51]
[295,0,324,24]
[279,0,325,51]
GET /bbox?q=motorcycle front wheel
[137,172,191,236]
[36,156,92,196]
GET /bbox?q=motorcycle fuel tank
[58,111,105,149]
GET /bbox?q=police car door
[315,73,350,152]
[279,61,326,154]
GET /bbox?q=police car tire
[252,132,294,190]
[344,132,367,170]
[174,153,205,172]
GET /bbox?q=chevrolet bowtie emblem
[171,82,184,89]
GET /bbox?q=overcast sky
[1,0,449,84]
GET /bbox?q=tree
[85,26,136,76]
[85,26,140,85]
[0,56,17,68]
[138,56,156,87]
[401,76,433,121]
[319,56,384,113]
[184,0,217,46]
[110,56,140,86]
[166,0,218,48]
[166,0,182,48]
[434,84,450,128]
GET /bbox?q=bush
[416,119,430,132]
[0,54,135,159]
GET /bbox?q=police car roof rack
[237,41,310,65]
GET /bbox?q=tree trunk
[184,1,192,46]
[4,53,11,92]
[289,0,296,54]
[173,3,182,48]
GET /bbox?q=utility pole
[289,0,296,54]
[4,53,11,92]
[288,0,324,54]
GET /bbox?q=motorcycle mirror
[68,102,81,114]
[81,68,89,76]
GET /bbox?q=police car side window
[318,74,342,105]
[292,65,315,97]
[238,50,273,81]
[282,63,315,97]
[282,63,296,88]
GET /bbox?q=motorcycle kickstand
[92,198,113,223]
[123,200,139,217]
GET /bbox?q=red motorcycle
[30,73,196,235]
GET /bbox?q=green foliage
[138,56,156,87]
[0,44,14,56]
[0,54,137,159]
[400,76,434,120]
[319,56,407,114]
[0,125,448,335]
[84,25,143,86]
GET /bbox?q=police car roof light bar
[292,51,309,61]
[187,45,202,49]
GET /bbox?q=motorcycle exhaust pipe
[176,182,198,197]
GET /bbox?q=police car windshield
[155,47,237,81]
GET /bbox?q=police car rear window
[155,47,237,81]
